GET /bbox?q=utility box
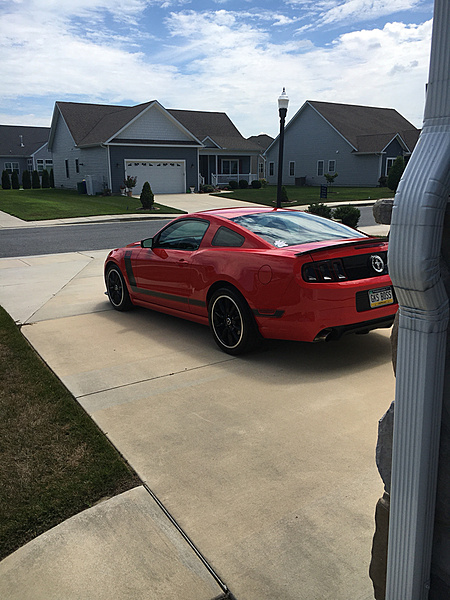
[77,181,87,194]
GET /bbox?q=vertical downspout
[386,1,450,598]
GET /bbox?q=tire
[106,265,133,311]
[208,288,258,355]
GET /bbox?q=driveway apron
[0,245,395,599]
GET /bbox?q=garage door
[125,160,186,194]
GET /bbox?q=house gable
[111,103,200,145]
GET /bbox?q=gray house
[264,101,420,187]
[48,100,263,194]
[0,125,52,179]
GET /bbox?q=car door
[133,218,210,312]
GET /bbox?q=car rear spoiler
[294,237,387,257]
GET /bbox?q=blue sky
[0,0,434,137]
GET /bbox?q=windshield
[230,211,366,247]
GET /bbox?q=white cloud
[291,0,424,30]
[0,3,432,137]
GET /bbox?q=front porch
[199,153,260,188]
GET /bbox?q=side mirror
[141,237,153,249]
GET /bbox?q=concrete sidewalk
[0,243,394,599]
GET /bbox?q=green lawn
[0,306,141,560]
[0,188,184,221]
[214,185,394,206]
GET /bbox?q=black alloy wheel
[106,265,133,311]
[208,288,258,355]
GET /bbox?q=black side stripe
[124,253,137,287]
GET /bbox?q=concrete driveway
[0,247,394,600]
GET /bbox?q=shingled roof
[0,125,50,157]
[308,100,420,153]
[167,109,261,151]
[52,101,261,152]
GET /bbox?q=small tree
[11,171,20,189]
[41,169,50,188]
[140,181,154,210]
[387,156,405,192]
[280,185,289,204]
[49,168,55,188]
[2,170,11,190]
[32,170,41,189]
[22,169,31,189]
[324,172,338,186]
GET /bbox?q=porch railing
[211,173,258,186]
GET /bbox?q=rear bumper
[254,275,398,342]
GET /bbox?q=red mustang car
[105,207,397,354]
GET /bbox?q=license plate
[369,286,393,308]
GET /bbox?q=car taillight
[302,259,348,282]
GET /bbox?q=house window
[317,160,324,177]
[328,160,336,173]
[36,159,44,172]
[269,162,274,177]
[65,159,70,178]
[45,159,53,171]
[4,162,19,174]
[386,158,396,175]
[27,159,33,172]
[259,162,264,176]
[75,159,80,174]
[289,162,295,177]
[221,159,238,175]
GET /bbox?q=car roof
[192,207,298,219]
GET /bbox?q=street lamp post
[276,88,289,209]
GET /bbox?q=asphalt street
[0,205,377,258]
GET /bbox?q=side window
[328,160,336,173]
[317,160,324,177]
[386,157,396,175]
[211,227,245,247]
[269,162,274,177]
[289,161,295,177]
[156,219,209,250]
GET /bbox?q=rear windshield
[230,211,366,247]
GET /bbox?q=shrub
[22,169,31,189]
[41,169,50,189]
[139,181,154,209]
[11,171,20,189]
[387,156,405,192]
[332,205,361,228]
[2,170,11,190]
[251,179,262,189]
[229,180,239,189]
[49,169,55,188]
[280,185,289,204]
[32,170,41,189]
[239,179,248,189]
[378,175,387,187]
[259,178,268,188]
[308,202,332,219]
[201,184,214,193]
